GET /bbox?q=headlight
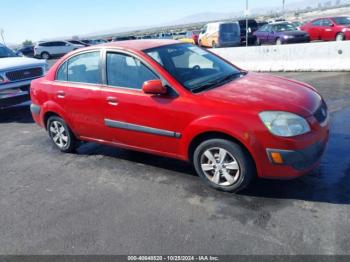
[259,111,311,137]
[283,35,295,39]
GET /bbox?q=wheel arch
[43,111,62,130]
[187,131,258,175]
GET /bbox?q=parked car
[254,22,310,45]
[30,40,329,193]
[179,31,201,45]
[67,40,91,47]
[17,45,34,57]
[199,22,241,48]
[0,44,47,108]
[34,41,84,59]
[300,16,350,41]
[238,19,259,45]
[291,21,303,30]
[91,39,108,45]
[80,39,94,45]
[112,36,136,42]
[257,21,268,29]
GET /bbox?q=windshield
[0,46,17,58]
[273,23,297,32]
[334,17,350,25]
[145,43,242,93]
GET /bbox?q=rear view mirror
[142,80,167,95]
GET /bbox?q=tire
[212,41,218,48]
[193,139,255,193]
[336,33,345,41]
[256,38,261,46]
[47,116,77,153]
[276,38,282,45]
[41,52,50,60]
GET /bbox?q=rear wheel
[41,52,50,60]
[336,33,345,41]
[256,38,261,46]
[47,116,77,153]
[193,139,255,193]
[276,38,282,45]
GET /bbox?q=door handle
[57,91,65,99]
[107,96,118,106]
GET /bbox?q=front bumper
[0,82,31,108]
[266,138,328,171]
[254,110,330,179]
[283,36,310,44]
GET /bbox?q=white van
[198,22,241,48]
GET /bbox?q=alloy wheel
[49,121,69,149]
[200,147,240,187]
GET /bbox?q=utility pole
[283,0,286,15]
[0,29,5,45]
[245,0,249,47]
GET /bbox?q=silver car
[0,44,47,108]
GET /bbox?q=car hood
[200,73,322,117]
[0,57,46,71]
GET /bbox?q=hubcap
[49,121,69,149]
[200,147,240,187]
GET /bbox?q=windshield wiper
[191,72,243,93]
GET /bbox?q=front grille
[314,100,328,123]
[6,67,43,82]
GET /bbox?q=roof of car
[269,22,290,25]
[99,39,180,51]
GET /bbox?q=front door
[100,51,181,157]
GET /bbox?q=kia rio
[30,40,330,192]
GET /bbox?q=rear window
[220,23,239,33]
[56,51,101,84]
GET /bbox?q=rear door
[99,51,181,155]
[52,51,105,139]
[267,25,277,44]
[257,24,269,44]
[309,19,322,40]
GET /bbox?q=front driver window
[106,53,158,89]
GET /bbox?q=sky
[1,0,293,44]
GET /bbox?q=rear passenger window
[67,52,101,84]
[106,53,158,89]
[56,61,68,81]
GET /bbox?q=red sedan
[30,40,329,192]
[300,16,350,41]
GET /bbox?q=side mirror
[142,79,167,95]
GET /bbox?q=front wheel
[47,116,77,153]
[193,139,255,193]
[212,41,218,48]
[336,33,345,41]
[276,38,282,45]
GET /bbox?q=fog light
[271,152,284,164]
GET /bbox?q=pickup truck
[0,44,47,108]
